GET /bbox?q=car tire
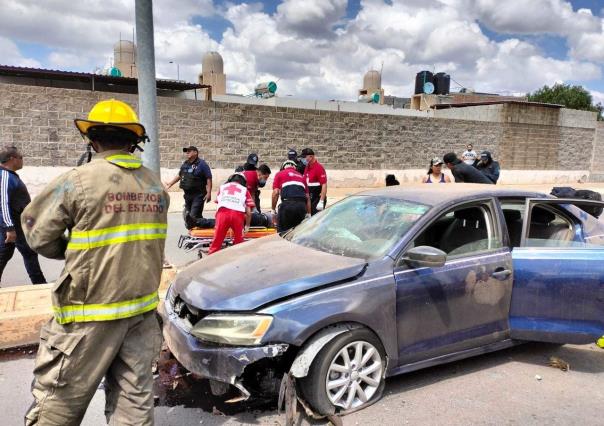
[299,328,386,416]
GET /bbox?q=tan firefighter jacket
[21,150,170,324]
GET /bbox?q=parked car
[161,185,604,416]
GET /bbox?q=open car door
[509,198,604,344]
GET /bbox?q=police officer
[23,99,169,425]
[272,160,310,232]
[300,148,327,215]
[165,146,212,228]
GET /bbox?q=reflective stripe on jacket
[53,291,159,324]
[21,150,170,324]
[67,223,168,250]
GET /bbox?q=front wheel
[299,328,386,416]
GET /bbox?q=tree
[527,83,602,120]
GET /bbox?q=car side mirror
[401,246,447,268]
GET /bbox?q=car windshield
[284,195,429,259]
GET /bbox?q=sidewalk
[166,183,604,213]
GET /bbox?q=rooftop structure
[0,65,209,99]
[199,51,226,96]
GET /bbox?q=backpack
[550,187,603,218]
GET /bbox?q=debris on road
[548,356,570,371]
[535,374,543,381]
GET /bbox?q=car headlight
[190,314,273,346]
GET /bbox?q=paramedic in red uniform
[241,153,259,195]
[208,173,254,254]
[272,160,310,232]
[300,148,327,215]
[239,153,271,213]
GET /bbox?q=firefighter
[272,160,311,232]
[300,148,327,215]
[208,173,254,254]
[22,99,169,426]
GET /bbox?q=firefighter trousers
[25,311,162,426]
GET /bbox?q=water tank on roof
[358,92,381,103]
[363,70,381,91]
[254,81,277,98]
[434,72,451,95]
[202,51,224,74]
[415,70,433,95]
[114,40,136,65]
[108,67,122,77]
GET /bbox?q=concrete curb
[0,269,177,350]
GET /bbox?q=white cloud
[590,89,604,106]
[0,37,40,67]
[475,39,601,93]
[154,24,214,80]
[469,0,600,35]
[48,52,84,69]
[0,0,602,103]
[276,0,348,38]
[570,19,604,63]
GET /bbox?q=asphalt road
[1,342,603,425]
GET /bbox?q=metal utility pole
[169,61,180,81]
[135,0,160,175]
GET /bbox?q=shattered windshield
[284,195,429,259]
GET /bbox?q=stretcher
[178,226,277,258]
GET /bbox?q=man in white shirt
[462,144,477,165]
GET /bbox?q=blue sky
[0,0,603,103]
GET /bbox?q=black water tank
[415,70,434,94]
[434,72,451,95]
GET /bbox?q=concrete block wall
[590,122,604,181]
[0,82,598,187]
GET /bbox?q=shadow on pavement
[382,342,604,397]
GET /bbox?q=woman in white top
[422,157,452,183]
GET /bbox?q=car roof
[357,184,550,207]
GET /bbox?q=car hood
[173,234,367,311]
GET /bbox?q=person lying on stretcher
[208,173,254,254]
[191,210,276,230]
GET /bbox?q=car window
[525,202,604,248]
[525,205,575,247]
[500,201,525,247]
[284,195,429,260]
[410,203,502,258]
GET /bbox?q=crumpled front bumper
[160,298,289,396]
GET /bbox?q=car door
[509,198,604,344]
[394,200,514,366]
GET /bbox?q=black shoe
[185,215,196,230]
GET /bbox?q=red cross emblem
[224,183,243,195]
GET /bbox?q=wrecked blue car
[161,185,604,416]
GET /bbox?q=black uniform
[273,168,308,233]
[179,157,212,226]
[473,151,500,184]
[450,161,493,184]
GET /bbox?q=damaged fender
[290,323,362,378]
[161,306,289,399]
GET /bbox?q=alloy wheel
[325,340,383,410]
